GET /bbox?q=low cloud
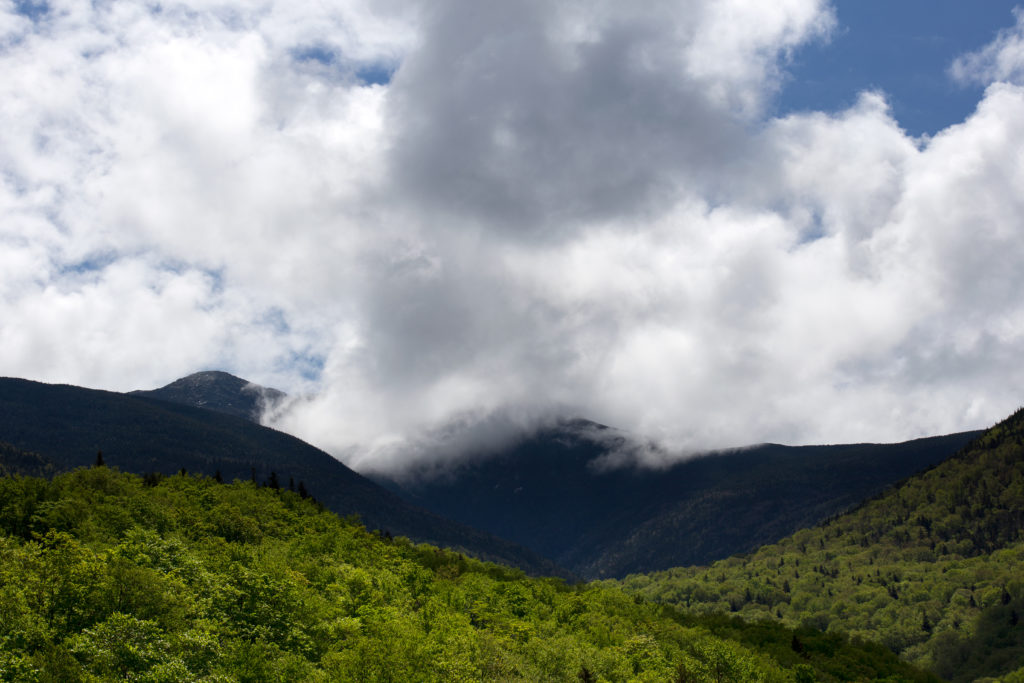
[2,1,1023,473]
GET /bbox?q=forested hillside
[0,442,54,479]
[0,377,565,578]
[0,468,938,682]
[619,409,1024,682]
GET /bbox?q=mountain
[0,377,567,578]
[620,408,1024,682]
[130,370,285,422]
[377,419,981,579]
[0,371,984,584]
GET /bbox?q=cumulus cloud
[386,0,832,234]
[2,0,1024,473]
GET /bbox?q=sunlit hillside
[619,410,1024,682]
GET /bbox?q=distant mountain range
[374,420,981,578]
[0,371,981,582]
[0,375,566,578]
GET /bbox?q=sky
[2,0,1024,472]
[778,0,1020,136]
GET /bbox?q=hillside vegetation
[618,409,1024,682]
[0,468,937,682]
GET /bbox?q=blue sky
[780,1,1021,136]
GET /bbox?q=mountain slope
[0,377,566,578]
[619,409,1024,681]
[130,370,285,421]
[0,467,941,682]
[380,420,981,579]
[0,441,56,478]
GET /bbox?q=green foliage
[619,408,1024,682]
[0,467,938,681]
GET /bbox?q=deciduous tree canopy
[0,467,935,682]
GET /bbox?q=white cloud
[2,0,1024,472]
[683,0,835,115]
[951,8,1024,86]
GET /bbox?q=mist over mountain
[0,370,986,585]
[4,0,1024,512]
[3,1,1023,677]
[377,420,981,579]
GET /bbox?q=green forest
[617,410,1024,683]
[0,466,935,682]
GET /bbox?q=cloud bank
[2,0,1024,471]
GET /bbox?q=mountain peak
[173,370,248,385]
[131,370,286,422]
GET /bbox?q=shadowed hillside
[380,420,980,579]
[0,441,56,478]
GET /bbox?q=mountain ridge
[0,376,569,578]
[378,421,982,579]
